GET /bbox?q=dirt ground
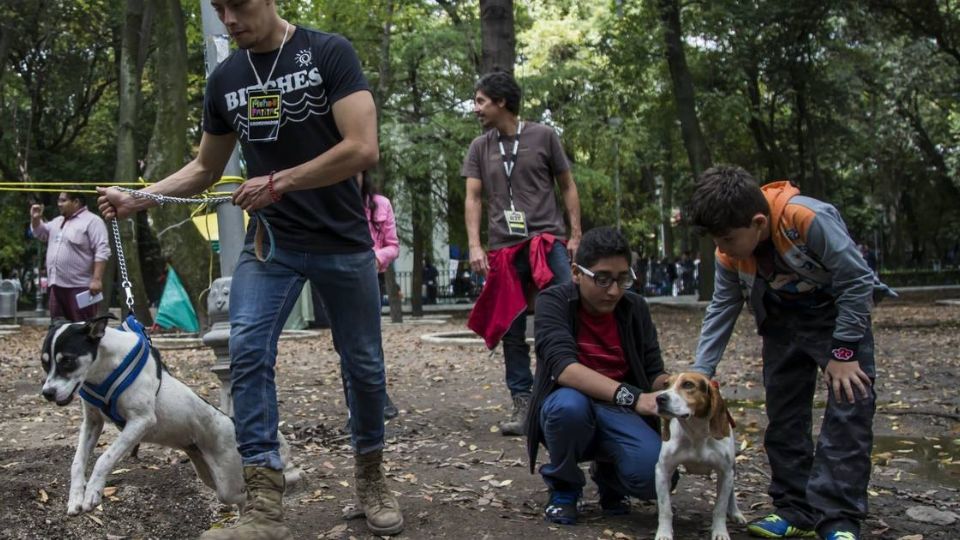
[0,298,957,540]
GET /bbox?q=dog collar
[78,315,153,428]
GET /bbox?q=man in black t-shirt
[97,1,402,537]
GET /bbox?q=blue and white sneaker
[543,489,581,525]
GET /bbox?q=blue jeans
[229,246,386,469]
[502,241,572,396]
[539,388,661,499]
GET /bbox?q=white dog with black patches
[40,316,300,516]
[654,372,746,540]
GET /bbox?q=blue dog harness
[79,315,155,428]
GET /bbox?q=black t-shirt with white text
[203,27,372,254]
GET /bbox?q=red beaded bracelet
[267,170,281,203]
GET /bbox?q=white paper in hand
[76,290,104,309]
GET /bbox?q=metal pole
[200,3,245,277]
[200,3,246,414]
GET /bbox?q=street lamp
[609,117,622,231]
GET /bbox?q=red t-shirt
[576,306,629,381]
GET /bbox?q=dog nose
[41,388,57,401]
[656,393,669,406]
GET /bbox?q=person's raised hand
[30,204,43,220]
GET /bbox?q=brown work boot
[200,466,291,540]
[354,449,404,535]
[499,392,531,436]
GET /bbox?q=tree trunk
[745,63,787,179]
[656,0,714,300]
[142,0,212,327]
[373,0,403,323]
[408,62,428,317]
[411,211,425,317]
[114,0,152,324]
[479,0,515,75]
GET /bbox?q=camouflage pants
[760,303,876,537]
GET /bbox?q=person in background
[29,192,110,321]
[423,257,439,305]
[463,71,582,436]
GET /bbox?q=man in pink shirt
[29,192,111,321]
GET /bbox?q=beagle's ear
[661,418,671,442]
[708,382,731,440]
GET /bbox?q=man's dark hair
[575,227,631,268]
[62,192,86,205]
[686,165,769,236]
[475,71,522,115]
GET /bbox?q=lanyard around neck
[246,22,291,91]
[497,120,523,211]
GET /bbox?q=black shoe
[590,462,630,515]
[384,394,399,420]
[599,491,630,516]
[543,489,581,525]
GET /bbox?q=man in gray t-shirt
[462,71,582,436]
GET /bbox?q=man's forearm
[92,260,106,281]
[465,195,483,248]
[131,159,223,212]
[560,177,582,237]
[274,138,377,194]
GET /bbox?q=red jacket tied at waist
[468,234,560,349]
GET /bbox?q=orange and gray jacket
[693,181,895,377]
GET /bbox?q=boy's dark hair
[687,165,769,236]
[475,71,522,115]
[575,227,631,268]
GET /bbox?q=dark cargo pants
[759,301,876,538]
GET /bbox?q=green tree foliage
[2,0,958,296]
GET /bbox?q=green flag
[155,266,200,333]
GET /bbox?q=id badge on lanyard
[503,209,528,237]
[247,89,283,142]
[499,121,528,238]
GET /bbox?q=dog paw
[80,490,102,512]
[654,528,673,540]
[730,511,747,524]
[66,501,83,516]
[711,528,731,540]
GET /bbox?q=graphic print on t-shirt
[224,48,331,143]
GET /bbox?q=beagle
[654,372,746,540]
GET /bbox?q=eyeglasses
[576,264,636,290]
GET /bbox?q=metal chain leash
[109,186,234,311]
[114,186,233,206]
[110,219,136,311]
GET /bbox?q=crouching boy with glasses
[524,226,671,525]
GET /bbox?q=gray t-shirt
[461,121,571,249]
